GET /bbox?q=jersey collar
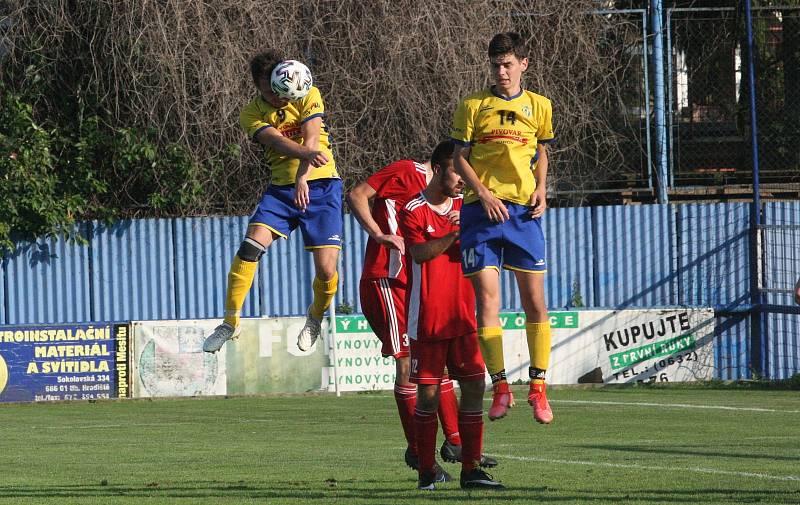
[490,85,523,101]
[420,192,453,216]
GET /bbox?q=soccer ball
[270,60,313,101]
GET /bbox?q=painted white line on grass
[552,399,800,414]
[33,418,279,429]
[493,453,800,482]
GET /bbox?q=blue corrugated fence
[2,202,799,379]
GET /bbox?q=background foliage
[0,0,642,250]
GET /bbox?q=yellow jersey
[239,86,338,186]
[450,87,554,205]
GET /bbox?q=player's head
[250,49,289,108]
[487,32,528,94]
[430,140,463,197]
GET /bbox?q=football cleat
[297,310,322,351]
[440,440,498,468]
[488,382,515,421]
[202,322,241,353]
[528,382,553,424]
[460,468,505,490]
[417,470,437,491]
[416,462,452,489]
[433,463,453,483]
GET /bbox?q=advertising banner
[128,308,715,398]
[546,308,715,385]
[132,317,328,397]
[323,311,582,392]
[0,323,129,402]
[320,315,396,392]
[324,309,715,391]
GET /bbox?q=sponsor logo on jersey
[426,225,435,233]
[328,234,341,241]
[522,105,532,117]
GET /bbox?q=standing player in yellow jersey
[203,49,340,353]
[450,33,555,424]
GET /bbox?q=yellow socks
[309,271,338,320]
[478,326,506,383]
[223,255,258,328]
[526,321,551,383]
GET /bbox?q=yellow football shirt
[451,88,554,205]
[239,86,338,186]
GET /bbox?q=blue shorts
[249,178,343,249]
[459,201,547,276]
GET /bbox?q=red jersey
[360,160,429,283]
[399,193,476,341]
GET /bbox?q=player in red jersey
[348,142,496,475]
[399,141,503,490]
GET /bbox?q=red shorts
[409,333,485,385]
[359,277,408,358]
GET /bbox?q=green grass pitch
[1,386,799,504]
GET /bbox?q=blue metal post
[665,8,675,187]
[642,11,654,191]
[650,0,669,203]
[744,0,764,377]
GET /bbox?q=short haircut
[430,140,455,169]
[488,32,526,60]
[250,49,285,84]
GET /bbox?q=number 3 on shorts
[462,247,476,269]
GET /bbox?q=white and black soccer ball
[270,60,313,101]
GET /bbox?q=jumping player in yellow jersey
[203,49,341,354]
[450,33,555,424]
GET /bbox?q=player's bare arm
[453,145,509,223]
[292,116,325,210]
[408,231,459,264]
[347,182,405,253]
[254,125,328,168]
[530,143,548,219]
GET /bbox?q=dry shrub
[2,0,643,214]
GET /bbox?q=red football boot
[487,382,514,420]
[528,382,553,424]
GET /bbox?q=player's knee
[416,385,439,410]
[475,292,501,312]
[461,378,485,393]
[524,302,548,321]
[237,237,266,262]
[316,267,338,282]
[459,380,485,409]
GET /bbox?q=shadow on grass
[577,444,800,462]
[0,481,797,503]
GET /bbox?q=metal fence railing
[666,6,800,189]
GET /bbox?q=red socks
[414,408,438,473]
[394,384,417,453]
[438,377,462,445]
[458,410,484,472]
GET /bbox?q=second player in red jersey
[398,141,504,491]
[348,142,490,478]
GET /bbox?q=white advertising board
[325,309,715,391]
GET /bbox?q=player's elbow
[345,189,362,209]
[408,246,426,264]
